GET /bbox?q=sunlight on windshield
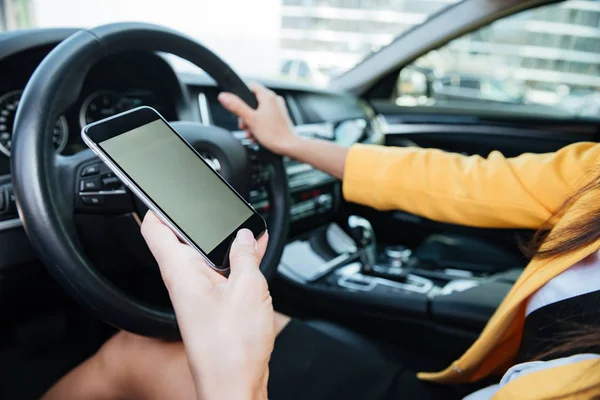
[0,0,458,86]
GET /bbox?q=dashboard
[0,28,382,238]
[187,78,379,234]
[0,29,389,354]
[0,44,181,167]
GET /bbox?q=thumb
[218,92,255,119]
[228,229,261,282]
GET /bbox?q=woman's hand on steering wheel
[141,212,274,400]
[218,82,298,156]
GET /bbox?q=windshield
[0,0,458,86]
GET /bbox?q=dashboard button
[102,176,122,190]
[80,177,101,192]
[316,194,332,206]
[80,195,105,206]
[81,164,100,176]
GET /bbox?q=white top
[526,250,600,316]
[464,250,600,399]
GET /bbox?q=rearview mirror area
[395,67,433,107]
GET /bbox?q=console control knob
[348,215,377,272]
[316,194,331,206]
[385,245,412,268]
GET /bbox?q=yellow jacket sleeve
[342,142,600,229]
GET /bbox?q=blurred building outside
[1,0,599,117]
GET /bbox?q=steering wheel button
[80,177,101,192]
[80,195,105,206]
[81,164,100,176]
[102,176,122,190]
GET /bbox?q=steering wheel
[10,23,290,339]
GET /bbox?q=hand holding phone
[141,211,273,400]
[81,106,266,269]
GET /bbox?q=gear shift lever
[348,215,377,273]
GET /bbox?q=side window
[396,0,600,118]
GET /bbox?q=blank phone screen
[99,119,252,253]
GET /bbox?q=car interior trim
[381,122,587,140]
[337,267,435,294]
[78,190,128,196]
[197,92,211,126]
[284,93,304,125]
[0,218,23,231]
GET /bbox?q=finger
[141,211,184,265]
[248,81,267,94]
[218,92,254,119]
[257,231,269,259]
[238,117,248,131]
[141,212,218,290]
[276,95,286,108]
[249,81,275,101]
[227,229,261,281]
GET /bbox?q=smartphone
[81,106,266,270]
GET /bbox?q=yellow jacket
[343,142,600,398]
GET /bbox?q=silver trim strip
[338,270,434,294]
[294,122,335,139]
[376,114,583,139]
[198,92,212,126]
[79,190,128,196]
[309,252,353,281]
[284,94,304,125]
[286,163,313,175]
[281,252,354,283]
[383,123,571,138]
[0,218,22,231]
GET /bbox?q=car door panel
[375,103,599,157]
[384,125,588,158]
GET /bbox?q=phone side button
[80,195,105,206]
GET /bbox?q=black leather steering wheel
[10,23,290,339]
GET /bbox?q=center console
[277,215,524,331]
[239,118,519,332]
[249,156,339,229]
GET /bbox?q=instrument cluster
[0,88,164,158]
[79,90,164,128]
[0,90,69,157]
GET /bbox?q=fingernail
[218,93,230,103]
[236,229,254,245]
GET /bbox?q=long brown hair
[526,171,600,259]
[525,170,600,360]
